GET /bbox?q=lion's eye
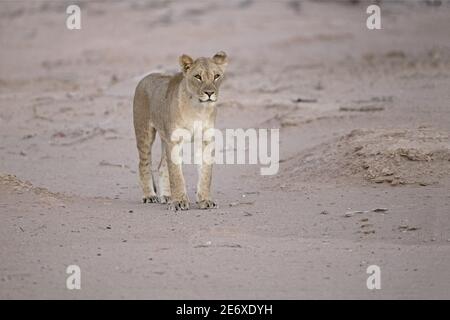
[194,74,202,81]
[214,74,221,80]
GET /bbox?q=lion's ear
[212,51,228,66]
[179,54,194,73]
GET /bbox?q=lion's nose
[204,91,214,98]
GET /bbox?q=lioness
[133,51,228,211]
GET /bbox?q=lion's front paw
[197,199,218,209]
[143,195,158,203]
[168,199,190,211]
[158,195,171,204]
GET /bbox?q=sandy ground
[1,0,449,299]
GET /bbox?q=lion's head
[179,51,228,104]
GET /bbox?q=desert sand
[1,0,449,299]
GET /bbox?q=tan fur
[133,52,228,210]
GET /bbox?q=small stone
[345,210,366,217]
[372,208,388,213]
[374,177,385,183]
[344,212,354,217]
[391,180,400,186]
